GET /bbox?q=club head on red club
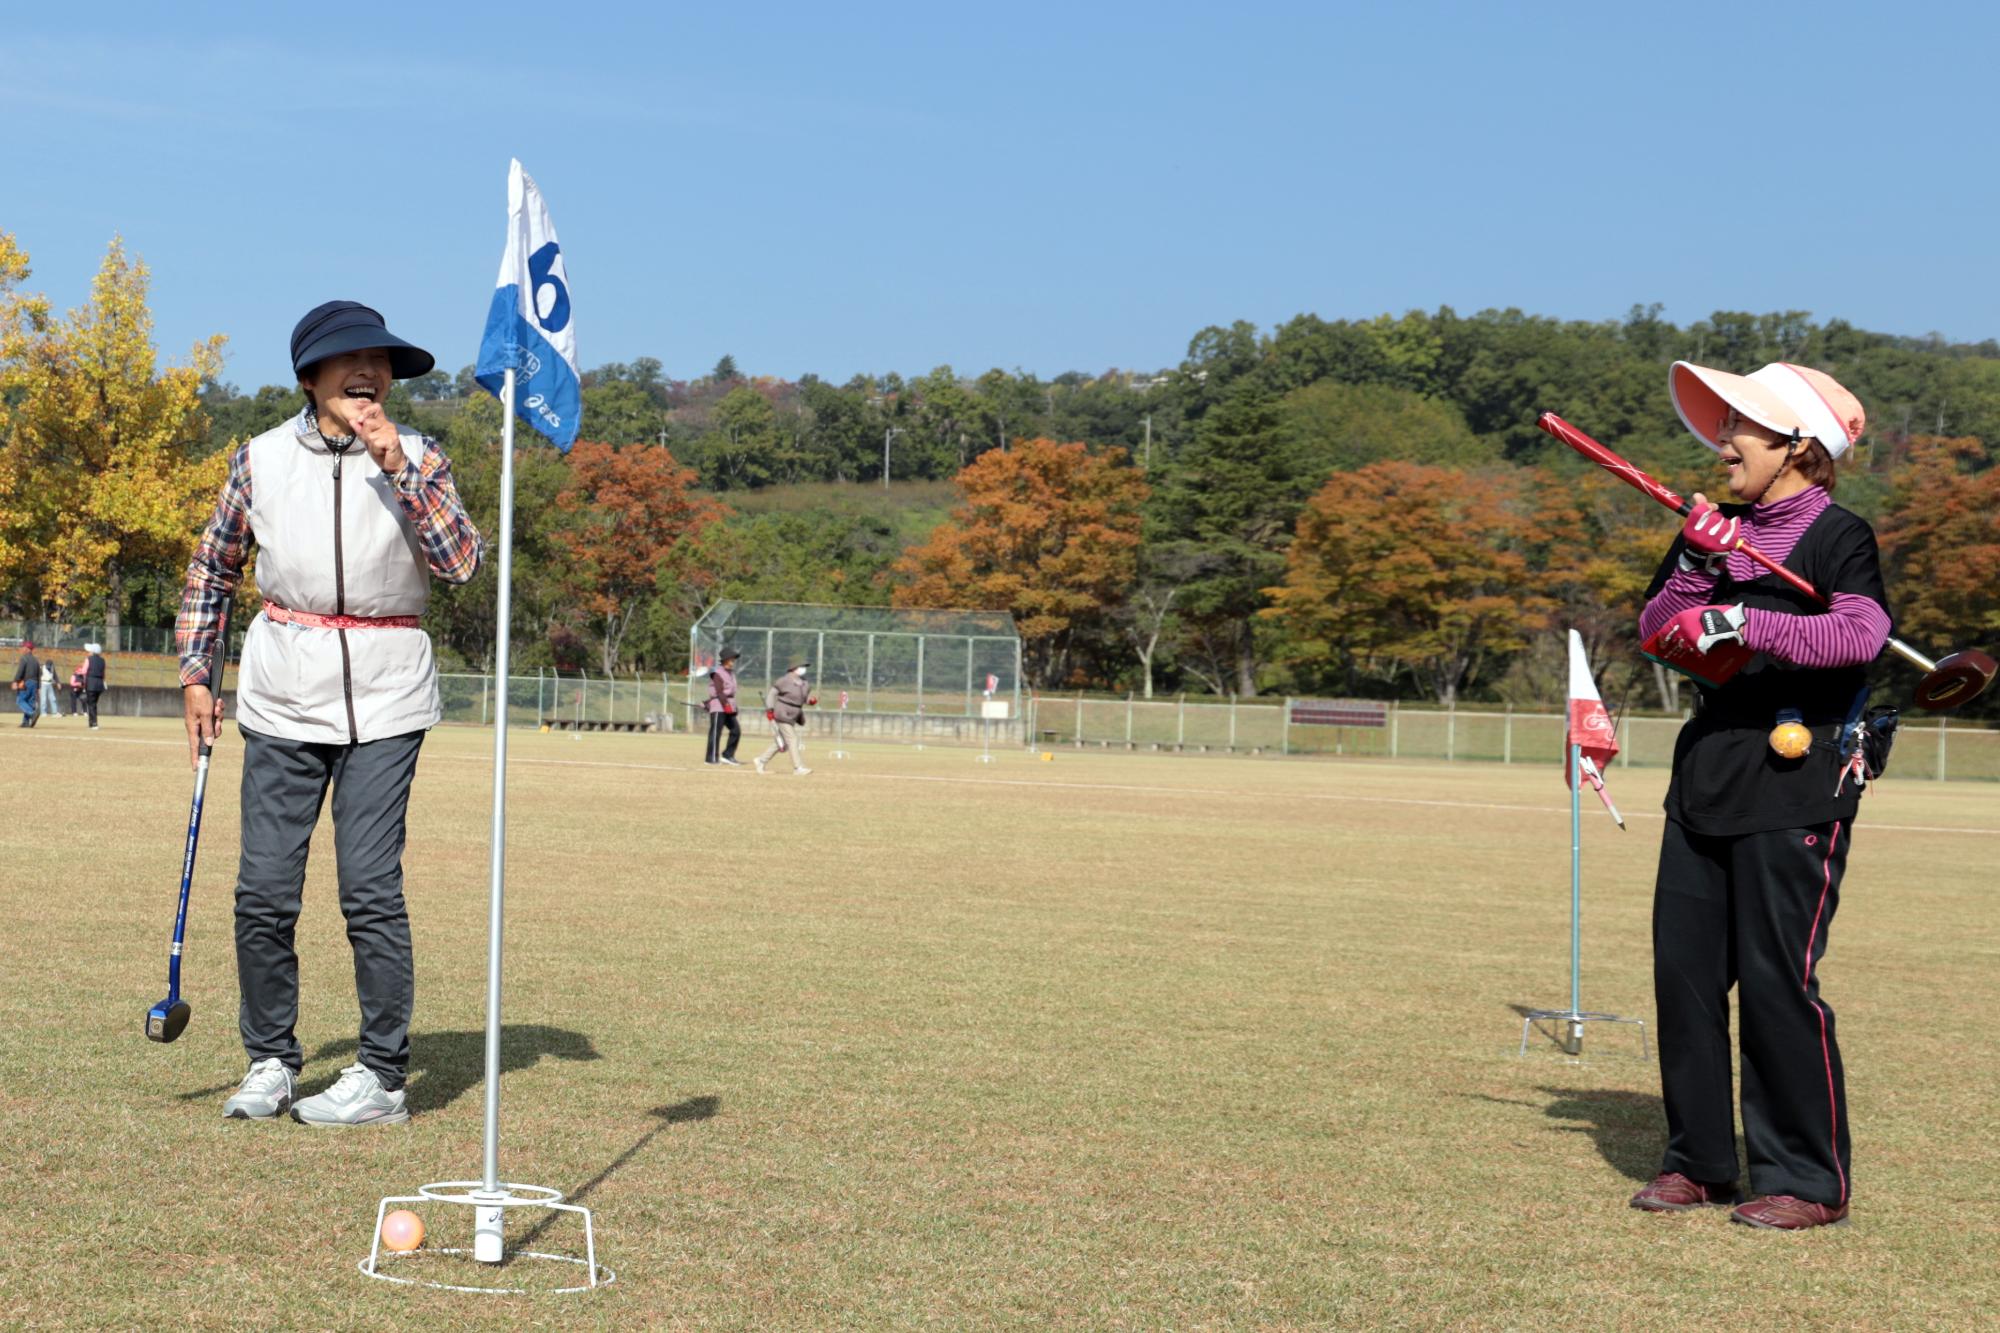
[146,999,190,1043]
[1914,650,1997,711]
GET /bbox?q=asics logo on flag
[525,393,565,433]
[528,242,571,333]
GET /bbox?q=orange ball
[381,1209,425,1253]
[1768,722,1812,759]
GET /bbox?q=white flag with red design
[1566,630,1625,827]
[1566,630,1618,779]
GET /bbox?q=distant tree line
[7,231,1997,714]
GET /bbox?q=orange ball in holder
[1769,721,1812,760]
[380,1208,425,1253]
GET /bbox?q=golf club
[1537,412,1996,711]
[146,596,232,1044]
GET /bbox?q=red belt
[264,602,420,631]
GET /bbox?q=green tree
[1149,382,1301,695]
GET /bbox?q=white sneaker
[223,1057,296,1120]
[719,757,741,767]
[289,1063,410,1127]
[753,757,766,773]
[794,767,813,776]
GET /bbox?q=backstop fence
[687,601,1024,720]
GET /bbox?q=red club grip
[1535,412,1827,607]
[1537,412,1690,515]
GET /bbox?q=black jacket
[11,651,39,691]
[85,653,106,690]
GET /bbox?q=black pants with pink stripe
[1652,817,1853,1206]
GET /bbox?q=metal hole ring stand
[357,1182,613,1295]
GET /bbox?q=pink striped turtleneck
[1639,486,1891,669]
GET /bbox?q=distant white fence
[427,674,2000,782]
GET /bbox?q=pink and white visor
[1670,361,1866,459]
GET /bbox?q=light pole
[883,427,904,490]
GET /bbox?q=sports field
[5,719,1996,1328]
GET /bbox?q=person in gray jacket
[754,659,816,775]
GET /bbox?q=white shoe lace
[324,1064,378,1101]
[238,1058,289,1098]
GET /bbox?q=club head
[146,999,190,1044]
[1914,650,1997,712]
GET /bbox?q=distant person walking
[38,659,61,718]
[11,640,42,727]
[704,647,743,766]
[83,642,106,729]
[754,659,815,776]
[69,663,85,716]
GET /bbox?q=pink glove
[1678,501,1739,576]
[1667,603,1748,654]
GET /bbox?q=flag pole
[476,367,519,1256]
[1569,741,1583,1028]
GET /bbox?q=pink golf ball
[381,1209,425,1253]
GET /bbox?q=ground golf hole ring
[357,1247,614,1295]
[414,1180,565,1206]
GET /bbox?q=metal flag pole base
[1517,1008,1648,1059]
[359,1181,612,1294]
[1517,740,1646,1060]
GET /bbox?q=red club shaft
[1536,412,1826,607]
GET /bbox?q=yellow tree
[0,235,227,644]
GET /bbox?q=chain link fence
[1021,694,2000,782]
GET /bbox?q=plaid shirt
[177,407,483,686]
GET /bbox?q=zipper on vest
[330,447,359,743]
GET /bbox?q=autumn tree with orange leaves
[1262,461,1554,703]
[1877,435,2000,698]
[553,441,726,673]
[892,438,1147,686]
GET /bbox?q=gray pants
[235,725,424,1089]
[757,720,806,770]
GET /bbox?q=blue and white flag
[475,159,580,450]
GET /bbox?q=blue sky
[5,2,1996,391]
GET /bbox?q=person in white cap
[1625,361,1888,1231]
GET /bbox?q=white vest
[235,417,441,744]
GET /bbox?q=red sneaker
[1730,1195,1850,1230]
[1630,1172,1739,1212]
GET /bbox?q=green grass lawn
[4,719,1996,1328]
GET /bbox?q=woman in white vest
[178,301,483,1127]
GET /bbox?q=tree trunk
[1651,660,1681,713]
[104,561,124,652]
[1234,631,1258,698]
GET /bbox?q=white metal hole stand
[1519,743,1647,1060]
[358,1181,613,1294]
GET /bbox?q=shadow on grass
[177,1024,602,1113]
[515,1094,721,1250]
[1534,1087,1665,1182]
[1464,1084,1666,1182]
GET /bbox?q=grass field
[4,719,1996,1328]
